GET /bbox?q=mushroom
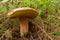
[7,7,38,37]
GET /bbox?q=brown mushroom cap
[7,7,38,18]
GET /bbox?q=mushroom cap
[7,7,38,18]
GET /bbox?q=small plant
[23,0,31,7]
[0,6,6,12]
[52,31,60,35]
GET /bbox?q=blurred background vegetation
[0,0,60,40]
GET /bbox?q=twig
[37,32,42,40]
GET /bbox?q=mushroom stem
[19,18,28,37]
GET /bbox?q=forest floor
[0,0,60,40]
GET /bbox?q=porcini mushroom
[7,7,38,37]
